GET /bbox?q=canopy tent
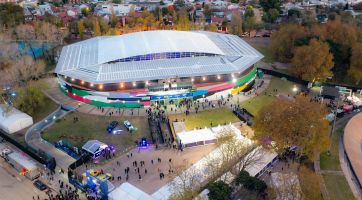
[108,183,155,200]
[0,105,33,134]
[176,124,243,148]
[320,86,339,100]
[243,146,278,177]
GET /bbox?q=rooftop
[55,30,263,83]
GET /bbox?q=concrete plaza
[76,144,216,194]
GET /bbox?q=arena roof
[55,30,263,84]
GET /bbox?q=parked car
[33,180,47,191]
[112,126,123,135]
[123,120,135,131]
[107,121,119,133]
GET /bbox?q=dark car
[33,180,47,191]
[107,121,119,133]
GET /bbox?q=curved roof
[344,112,362,185]
[55,30,263,83]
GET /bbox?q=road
[0,158,48,200]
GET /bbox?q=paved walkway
[25,106,76,172]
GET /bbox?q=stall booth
[82,140,110,159]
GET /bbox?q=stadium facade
[55,30,263,108]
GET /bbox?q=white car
[123,120,135,131]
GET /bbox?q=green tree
[78,20,85,38]
[290,39,334,82]
[259,0,281,11]
[0,3,24,29]
[254,96,330,160]
[270,23,307,62]
[235,170,250,186]
[229,12,243,36]
[348,43,362,85]
[243,15,256,32]
[112,0,122,3]
[263,8,279,23]
[81,7,90,17]
[207,181,232,200]
[14,81,46,115]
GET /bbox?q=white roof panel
[55,31,263,83]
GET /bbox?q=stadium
[55,30,263,108]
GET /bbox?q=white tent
[0,105,33,134]
[176,124,243,148]
[108,183,155,200]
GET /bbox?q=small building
[82,140,109,159]
[0,105,33,134]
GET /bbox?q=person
[145,169,147,174]
[139,174,142,180]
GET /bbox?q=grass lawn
[239,77,296,116]
[168,108,240,131]
[323,174,355,200]
[320,128,343,171]
[32,96,59,122]
[42,112,151,153]
[253,45,274,63]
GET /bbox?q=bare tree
[234,146,264,172]
[169,160,201,200]
[15,24,37,59]
[271,172,301,200]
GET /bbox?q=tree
[15,24,37,59]
[110,12,119,28]
[81,7,90,16]
[243,15,256,33]
[14,81,47,115]
[0,3,24,29]
[235,170,250,186]
[92,17,102,36]
[175,9,190,30]
[263,8,279,23]
[169,161,200,200]
[229,12,243,36]
[270,24,307,62]
[348,43,362,85]
[259,0,281,12]
[301,10,317,27]
[207,181,232,200]
[290,39,334,82]
[254,96,330,160]
[207,23,218,32]
[78,20,85,39]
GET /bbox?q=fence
[0,129,56,170]
[260,68,362,92]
